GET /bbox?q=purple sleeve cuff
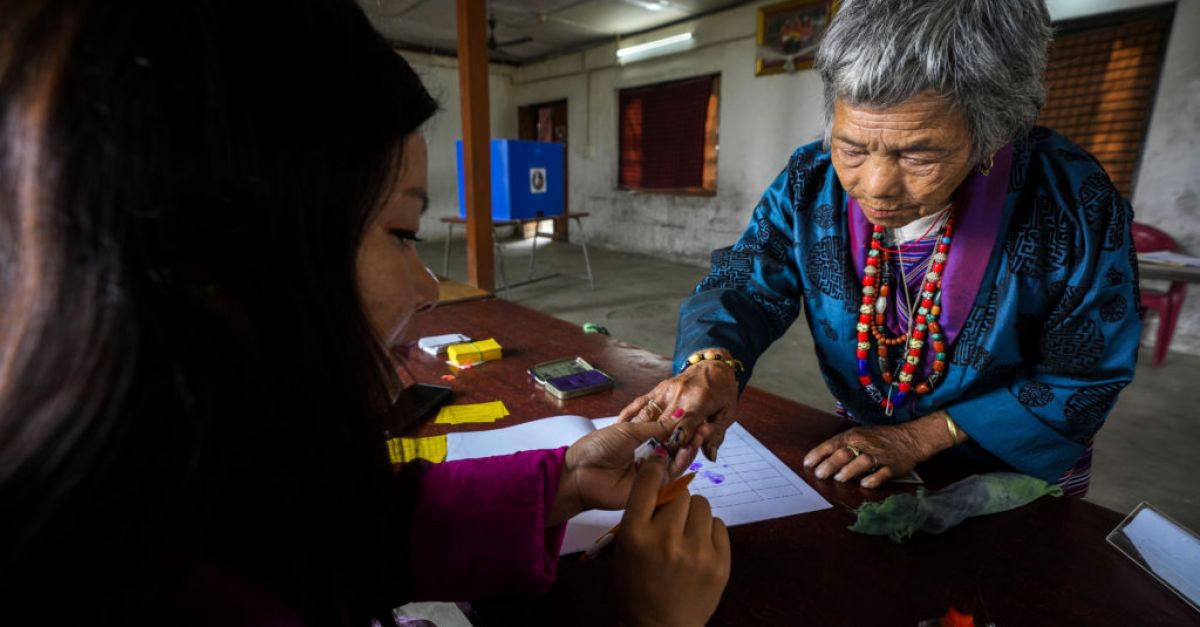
[408,447,568,600]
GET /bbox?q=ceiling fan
[487,14,533,53]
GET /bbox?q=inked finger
[666,413,704,451]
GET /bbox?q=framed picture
[756,0,838,76]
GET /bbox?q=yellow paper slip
[387,435,448,464]
[434,401,510,425]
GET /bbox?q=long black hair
[0,0,437,623]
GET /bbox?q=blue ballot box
[456,139,564,220]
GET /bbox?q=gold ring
[867,453,880,473]
[845,445,862,458]
[646,398,662,414]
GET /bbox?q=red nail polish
[654,446,669,458]
[672,408,684,419]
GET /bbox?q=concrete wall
[1130,0,1200,355]
[397,52,517,236]
[509,2,823,265]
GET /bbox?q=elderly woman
[620,0,1141,495]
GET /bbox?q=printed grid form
[688,425,804,508]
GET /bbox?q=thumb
[622,450,669,523]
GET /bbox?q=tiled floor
[422,237,1200,532]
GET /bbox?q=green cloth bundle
[849,472,1064,542]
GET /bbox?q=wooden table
[407,298,1199,626]
[435,276,492,306]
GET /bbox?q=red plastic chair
[1132,222,1188,367]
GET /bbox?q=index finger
[616,396,650,423]
[621,452,669,524]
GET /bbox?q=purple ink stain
[701,470,725,485]
[689,462,703,472]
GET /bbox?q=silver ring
[867,453,880,473]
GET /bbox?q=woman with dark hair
[0,0,728,624]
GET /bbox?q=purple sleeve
[407,447,569,600]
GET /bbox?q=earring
[979,154,995,177]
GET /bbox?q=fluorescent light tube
[616,33,693,59]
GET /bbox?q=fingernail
[803,457,814,467]
[815,469,828,479]
[671,408,684,419]
[704,443,718,462]
[834,473,845,482]
[668,426,684,447]
[654,446,669,458]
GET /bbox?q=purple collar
[848,143,1013,346]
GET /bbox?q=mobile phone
[384,383,453,437]
[1107,502,1200,613]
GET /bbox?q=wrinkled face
[830,91,975,228]
[356,132,438,355]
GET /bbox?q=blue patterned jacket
[675,128,1142,481]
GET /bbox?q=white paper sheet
[560,418,831,555]
[444,414,831,556]
[445,414,595,460]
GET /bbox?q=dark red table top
[406,298,1198,626]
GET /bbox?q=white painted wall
[397,51,517,236]
[509,2,824,265]
[1131,0,1200,355]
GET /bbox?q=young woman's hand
[615,451,730,627]
[549,420,699,526]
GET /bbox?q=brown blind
[1038,13,1170,197]
[619,75,719,192]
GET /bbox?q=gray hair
[815,0,1053,164]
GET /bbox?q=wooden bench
[438,213,594,292]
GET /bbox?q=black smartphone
[384,383,453,437]
[402,383,453,420]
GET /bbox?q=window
[619,74,719,194]
[1038,6,1173,198]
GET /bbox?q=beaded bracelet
[684,349,746,373]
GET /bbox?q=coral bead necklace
[856,209,956,415]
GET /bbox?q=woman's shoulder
[1011,126,1120,200]
[780,139,836,207]
[785,138,834,172]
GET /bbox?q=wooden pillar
[455,0,494,290]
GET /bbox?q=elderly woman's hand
[615,359,739,462]
[802,411,964,489]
